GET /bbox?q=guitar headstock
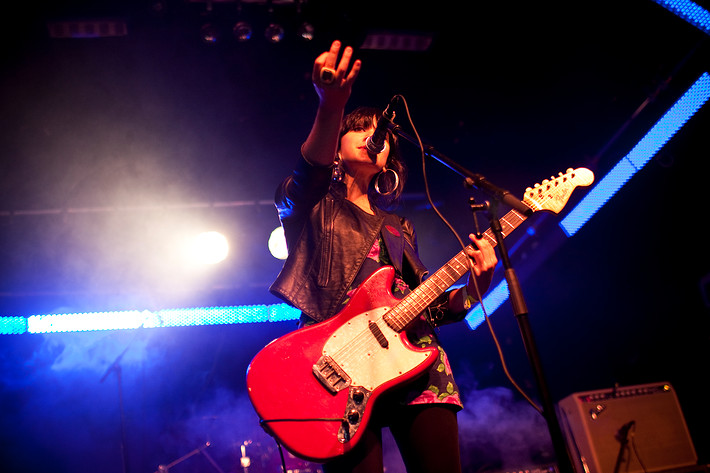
[523,167,594,214]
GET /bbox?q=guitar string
[258,180,564,426]
[326,204,533,370]
[327,197,536,367]
[323,279,438,373]
[325,248,480,374]
[260,176,580,441]
[323,249,471,366]
[320,181,563,385]
[331,250,471,365]
[326,248,490,386]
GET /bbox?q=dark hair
[338,106,407,209]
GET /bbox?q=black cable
[397,95,542,414]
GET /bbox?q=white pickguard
[321,307,432,391]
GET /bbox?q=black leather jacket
[269,157,457,324]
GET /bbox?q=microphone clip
[365,96,400,154]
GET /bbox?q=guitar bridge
[313,355,351,394]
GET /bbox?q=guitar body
[246,266,438,462]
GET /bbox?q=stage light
[652,0,710,34]
[187,231,230,265]
[297,22,314,41]
[268,226,288,260]
[27,310,149,333]
[361,32,433,51]
[8,303,302,334]
[47,19,128,38]
[233,21,252,42]
[199,23,220,44]
[0,316,27,335]
[264,23,285,43]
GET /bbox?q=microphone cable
[395,94,543,415]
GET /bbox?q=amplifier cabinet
[557,382,697,473]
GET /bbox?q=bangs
[340,107,380,135]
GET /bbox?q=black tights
[322,404,462,473]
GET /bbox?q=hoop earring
[374,167,399,196]
[332,156,344,182]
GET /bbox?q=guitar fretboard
[383,207,528,332]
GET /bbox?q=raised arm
[301,40,361,167]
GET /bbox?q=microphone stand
[392,126,533,217]
[393,127,576,473]
[613,421,634,473]
[154,442,225,473]
[100,344,132,473]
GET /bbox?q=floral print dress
[339,235,464,410]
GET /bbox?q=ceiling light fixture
[199,23,220,44]
[297,21,314,41]
[233,20,253,41]
[264,22,285,43]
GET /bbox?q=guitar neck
[384,207,529,331]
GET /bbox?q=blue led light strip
[466,280,510,330]
[560,72,710,236]
[0,303,301,334]
[466,71,710,328]
[0,316,27,335]
[652,0,710,34]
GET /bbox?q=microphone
[365,96,399,154]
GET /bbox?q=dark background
[1,1,708,472]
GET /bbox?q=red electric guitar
[246,167,594,462]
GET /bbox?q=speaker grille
[558,382,697,473]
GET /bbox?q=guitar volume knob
[347,409,360,424]
[352,389,365,404]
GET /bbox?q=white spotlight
[264,23,285,43]
[268,226,288,260]
[189,231,229,265]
